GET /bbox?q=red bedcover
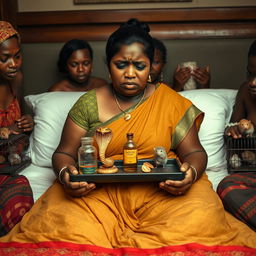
[0,242,256,256]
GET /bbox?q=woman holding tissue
[172,61,210,91]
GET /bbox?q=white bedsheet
[20,164,56,201]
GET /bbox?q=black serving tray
[70,158,184,183]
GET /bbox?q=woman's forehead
[0,37,20,52]
[116,43,146,60]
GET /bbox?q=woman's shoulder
[47,79,69,92]
[234,81,250,101]
[75,88,96,104]
[90,76,108,89]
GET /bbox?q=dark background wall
[1,1,256,95]
[21,38,253,96]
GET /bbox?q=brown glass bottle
[123,133,138,173]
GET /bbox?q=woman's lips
[121,83,139,89]
[6,71,18,78]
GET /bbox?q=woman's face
[66,49,92,84]
[247,56,256,78]
[110,42,150,97]
[150,49,165,83]
[0,37,22,81]
[248,76,256,98]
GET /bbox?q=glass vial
[78,137,97,174]
[123,133,138,173]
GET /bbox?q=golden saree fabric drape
[1,84,255,248]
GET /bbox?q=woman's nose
[249,77,256,87]
[9,58,18,68]
[125,65,136,78]
[77,64,84,72]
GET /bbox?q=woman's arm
[159,122,207,196]
[225,83,247,138]
[230,83,246,123]
[52,116,96,197]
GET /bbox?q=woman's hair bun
[120,18,150,33]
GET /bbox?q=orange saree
[0,84,255,252]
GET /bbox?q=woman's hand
[173,65,191,91]
[16,114,34,132]
[59,165,96,197]
[192,66,210,89]
[159,162,195,196]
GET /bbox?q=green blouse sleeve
[68,90,101,135]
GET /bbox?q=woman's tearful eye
[115,61,128,69]
[133,62,146,71]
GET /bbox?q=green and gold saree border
[171,105,203,149]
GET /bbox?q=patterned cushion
[0,175,33,236]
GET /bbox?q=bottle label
[79,163,97,174]
[124,149,137,164]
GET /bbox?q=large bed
[1,89,256,255]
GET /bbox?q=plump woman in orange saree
[1,18,255,251]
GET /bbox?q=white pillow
[26,89,237,174]
[179,89,237,169]
[25,92,85,167]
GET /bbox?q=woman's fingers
[61,166,96,197]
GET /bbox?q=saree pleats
[2,175,255,247]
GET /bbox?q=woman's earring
[160,72,164,83]
[148,75,152,83]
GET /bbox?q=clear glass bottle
[78,137,97,174]
[123,133,138,173]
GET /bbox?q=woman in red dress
[0,21,33,236]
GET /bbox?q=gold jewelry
[160,72,164,82]
[113,89,146,121]
[148,75,152,83]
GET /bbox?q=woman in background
[150,38,168,85]
[150,38,210,92]
[172,62,210,92]
[0,21,33,236]
[0,23,33,133]
[217,39,256,231]
[48,39,108,92]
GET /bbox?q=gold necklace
[113,89,146,121]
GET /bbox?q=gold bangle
[58,166,67,184]
[190,165,198,183]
